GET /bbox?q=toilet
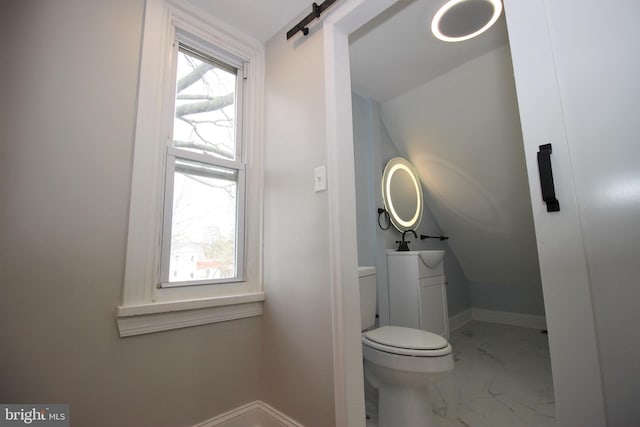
[359,266,454,427]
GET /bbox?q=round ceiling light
[431,0,503,43]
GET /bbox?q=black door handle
[537,144,560,212]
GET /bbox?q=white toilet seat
[363,339,454,375]
[362,326,452,357]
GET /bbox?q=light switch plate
[314,166,327,192]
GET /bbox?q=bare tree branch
[177,62,214,92]
[177,116,234,158]
[177,94,218,100]
[178,117,214,149]
[175,93,234,117]
[173,139,234,159]
[182,117,233,128]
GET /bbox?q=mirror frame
[381,157,423,232]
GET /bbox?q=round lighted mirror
[381,157,423,232]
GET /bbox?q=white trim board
[195,401,303,427]
[449,308,547,331]
[117,298,263,337]
[322,2,399,425]
[449,309,473,332]
[118,0,266,337]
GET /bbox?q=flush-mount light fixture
[431,0,503,42]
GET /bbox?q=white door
[504,0,640,425]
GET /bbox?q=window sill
[116,292,265,337]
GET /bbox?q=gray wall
[0,2,261,425]
[261,18,336,427]
[380,46,545,316]
[469,283,545,315]
[352,93,471,321]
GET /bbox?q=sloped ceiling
[350,0,542,289]
[381,45,541,287]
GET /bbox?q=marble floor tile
[364,321,556,427]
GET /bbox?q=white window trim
[118,0,264,337]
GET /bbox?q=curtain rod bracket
[287,0,338,40]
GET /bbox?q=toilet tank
[358,266,377,331]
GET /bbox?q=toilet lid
[363,326,448,351]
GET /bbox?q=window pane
[168,159,238,282]
[173,47,237,160]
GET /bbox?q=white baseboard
[449,308,547,331]
[471,308,547,330]
[195,401,303,427]
[449,309,473,332]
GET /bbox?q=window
[117,0,264,337]
[160,43,245,287]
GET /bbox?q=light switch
[314,166,327,192]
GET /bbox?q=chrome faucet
[396,229,417,252]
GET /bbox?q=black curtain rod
[286,0,338,40]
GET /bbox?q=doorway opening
[346,1,553,425]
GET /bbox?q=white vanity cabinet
[387,250,449,339]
